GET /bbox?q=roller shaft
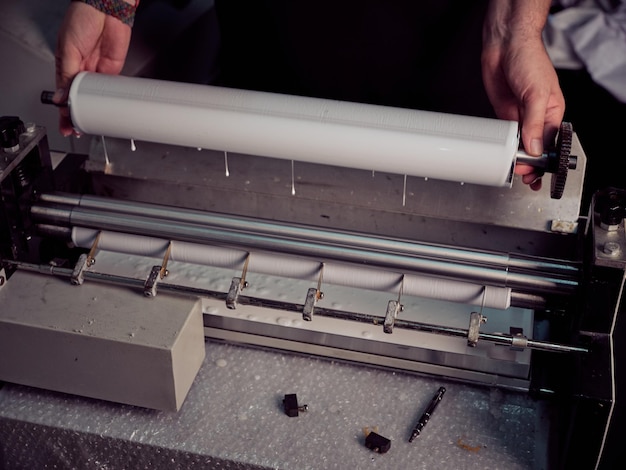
[33,194,579,297]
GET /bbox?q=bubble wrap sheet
[0,340,549,469]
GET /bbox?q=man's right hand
[54,2,132,136]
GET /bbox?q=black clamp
[283,393,308,417]
[365,431,391,454]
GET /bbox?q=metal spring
[13,162,30,189]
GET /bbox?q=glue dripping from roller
[224,151,230,177]
[130,138,136,152]
[101,136,110,165]
[402,175,407,207]
[67,72,520,188]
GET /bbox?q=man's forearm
[484,0,552,46]
[481,0,564,162]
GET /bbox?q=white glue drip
[101,136,110,165]
[224,151,230,177]
[130,138,136,152]
[402,174,407,207]
[291,160,296,195]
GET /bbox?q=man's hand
[482,0,565,190]
[54,2,132,136]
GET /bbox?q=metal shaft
[7,260,588,354]
[32,193,579,296]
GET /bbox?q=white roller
[68,72,520,187]
[72,228,511,309]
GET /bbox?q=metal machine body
[0,110,624,468]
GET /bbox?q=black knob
[0,116,25,149]
[598,189,626,227]
[602,201,624,227]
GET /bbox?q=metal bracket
[85,231,102,268]
[467,311,487,347]
[71,253,89,286]
[509,326,528,351]
[144,266,161,298]
[226,253,250,309]
[467,287,489,347]
[383,276,404,334]
[144,241,172,298]
[71,231,102,286]
[303,263,324,321]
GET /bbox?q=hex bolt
[603,242,621,257]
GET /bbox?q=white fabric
[545,0,626,102]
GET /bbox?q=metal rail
[6,260,588,354]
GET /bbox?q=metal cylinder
[32,193,579,296]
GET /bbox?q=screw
[603,242,621,256]
[0,276,5,286]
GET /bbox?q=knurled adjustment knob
[0,116,25,151]
[598,189,626,229]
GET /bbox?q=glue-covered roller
[68,72,520,187]
[72,227,511,309]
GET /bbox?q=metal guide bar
[32,195,580,295]
[37,193,580,274]
[7,260,588,354]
